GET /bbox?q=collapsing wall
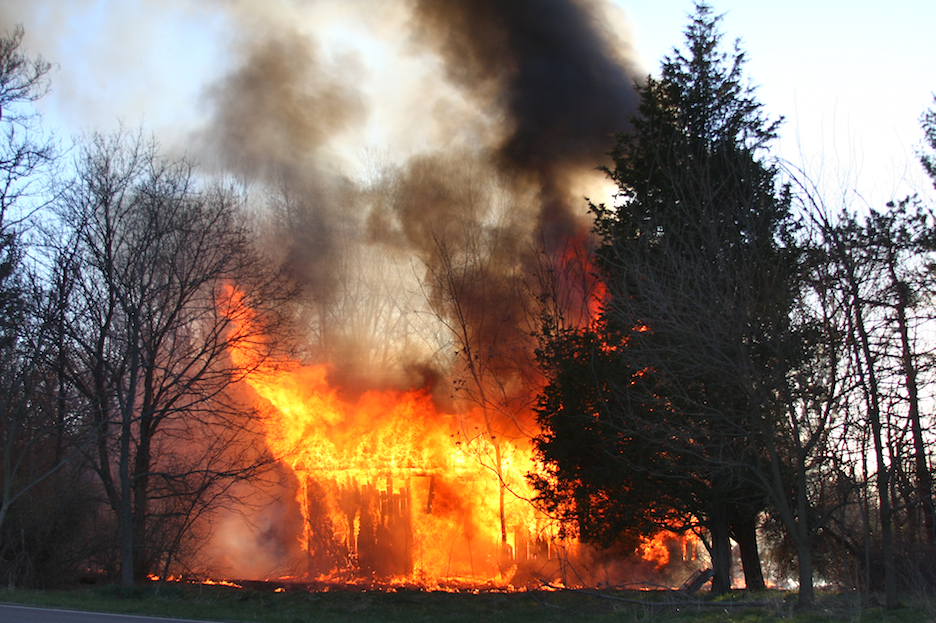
[299,472,566,583]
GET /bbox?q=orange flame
[222,284,701,587]
[638,533,671,570]
[637,527,700,572]
[202,578,243,588]
[224,285,549,584]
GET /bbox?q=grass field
[1,583,934,623]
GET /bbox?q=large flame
[223,285,702,587]
[224,286,552,584]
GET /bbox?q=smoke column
[187,0,640,393]
[410,0,640,239]
[376,0,641,399]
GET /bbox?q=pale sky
[623,1,936,208]
[2,0,934,209]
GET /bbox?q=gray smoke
[193,0,642,390]
[3,0,642,386]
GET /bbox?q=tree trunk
[495,440,510,570]
[709,510,732,595]
[794,444,816,606]
[795,536,815,606]
[731,515,765,591]
[132,396,154,582]
[132,443,151,582]
[892,279,934,544]
[849,267,898,608]
[119,414,134,587]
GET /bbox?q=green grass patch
[0,583,934,622]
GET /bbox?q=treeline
[531,2,936,609]
[0,26,299,587]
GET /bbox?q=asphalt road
[0,604,225,623]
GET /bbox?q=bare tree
[0,26,80,580]
[52,128,299,586]
[406,156,544,568]
[801,192,936,605]
[423,230,540,562]
[0,25,53,229]
[738,171,859,604]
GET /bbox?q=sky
[1,0,934,210]
[624,1,936,208]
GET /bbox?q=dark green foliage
[0,469,98,588]
[920,96,936,187]
[533,2,796,593]
[0,26,80,589]
[530,327,663,550]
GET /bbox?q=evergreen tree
[534,2,796,595]
[920,96,936,187]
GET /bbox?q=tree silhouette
[534,2,794,596]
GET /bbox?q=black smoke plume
[410,0,640,240]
